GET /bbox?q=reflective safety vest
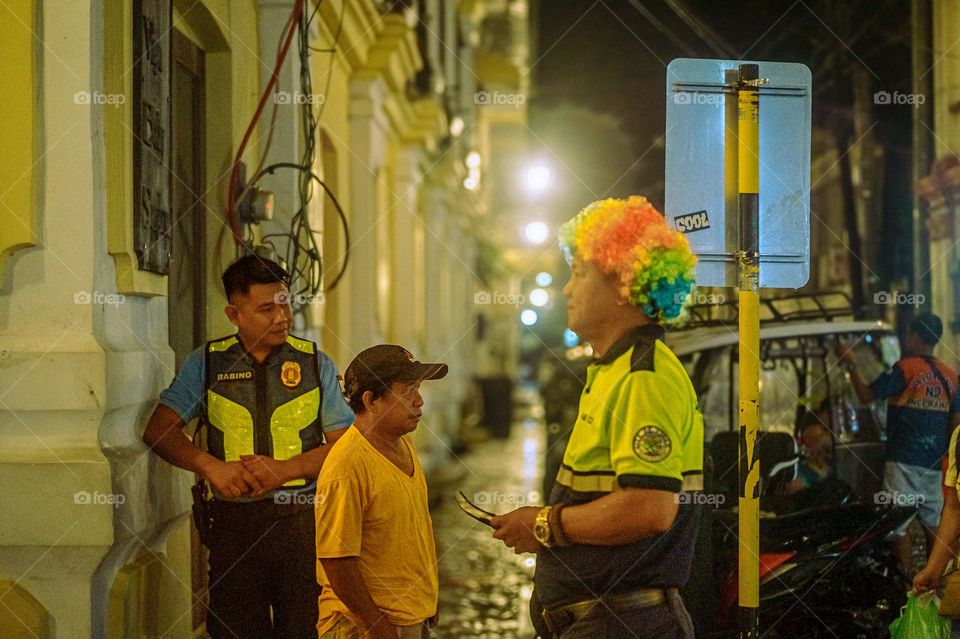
[202,334,324,488]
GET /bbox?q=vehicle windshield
[684,331,900,444]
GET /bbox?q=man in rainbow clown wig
[491,196,704,638]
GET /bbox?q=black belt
[541,588,672,637]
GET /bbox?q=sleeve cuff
[324,420,353,433]
[617,474,683,492]
[157,398,196,423]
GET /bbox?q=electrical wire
[226,0,303,246]
[288,2,322,300]
[660,0,739,59]
[625,0,698,58]
[234,6,300,216]
[258,163,352,294]
[248,1,350,300]
[228,0,352,308]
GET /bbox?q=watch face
[534,522,549,543]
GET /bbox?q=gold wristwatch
[533,506,554,547]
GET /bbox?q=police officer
[491,197,704,639]
[143,255,354,638]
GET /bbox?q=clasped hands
[203,455,295,499]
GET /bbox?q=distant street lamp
[523,221,549,245]
[529,288,549,307]
[535,271,553,287]
[463,151,481,191]
[520,309,538,326]
[523,163,552,196]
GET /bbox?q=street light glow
[520,309,538,326]
[535,271,553,287]
[523,163,552,194]
[524,221,549,245]
[464,151,481,191]
[530,288,549,307]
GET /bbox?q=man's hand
[834,339,854,366]
[203,459,263,499]
[913,564,945,594]
[240,455,294,495]
[833,338,875,404]
[491,506,543,554]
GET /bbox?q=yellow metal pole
[737,63,761,639]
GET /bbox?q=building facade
[0,0,529,636]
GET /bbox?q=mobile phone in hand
[455,491,497,527]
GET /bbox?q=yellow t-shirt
[314,425,438,634]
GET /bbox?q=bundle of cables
[225,0,350,308]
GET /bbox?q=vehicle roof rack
[681,291,856,329]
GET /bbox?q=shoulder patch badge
[633,425,672,462]
[281,361,302,388]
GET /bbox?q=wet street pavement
[430,396,546,639]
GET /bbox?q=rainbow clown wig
[558,196,697,324]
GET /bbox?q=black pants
[206,501,319,639]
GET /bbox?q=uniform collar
[595,323,665,365]
[235,334,286,365]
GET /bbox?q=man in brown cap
[314,345,447,639]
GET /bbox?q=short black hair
[347,382,391,415]
[909,312,943,346]
[221,255,289,300]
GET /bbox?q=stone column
[345,76,390,355]
[422,186,449,363]
[932,0,960,363]
[0,1,194,636]
[390,147,425,350]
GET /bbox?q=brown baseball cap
[343,345,447,406]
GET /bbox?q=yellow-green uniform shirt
[535,324,704,608]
